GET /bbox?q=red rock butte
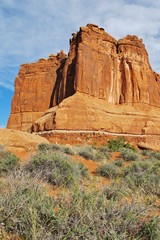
[7,24,160,135]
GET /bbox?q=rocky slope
[7,24,160,134]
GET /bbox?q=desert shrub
[114,158,124,167]
[1,172,159,240]
[98,145,111,159]
[123,160,160,196]
[103,185,121,200]
[141,149,153,156]
[137,217,160,240]
[126,172,160,196]
[0,170,56,240]
[62,144,75,155]
[94,151,109,162]
[38,143,61,151]
[141,149,160,160]
[76,145,97,160]
[0,150,19,176]
[25,151,87,187]
[96,163,121,179]
[38,143,75,156]
[38,143,51,151]
[120,148,140,161]
[107,137,135,151]
[53,188,154,239]
[124,160,159,176]
[76,145,110,162]
[150,151,160,160]
[103,183,128,200]
[125,160,151,173]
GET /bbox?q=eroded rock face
[74,24,160,105]
[7,24,160,134]
[33,92,160,134]
[7,51,68,131]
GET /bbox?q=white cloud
[102,1,160,71]
[0,0,160,90]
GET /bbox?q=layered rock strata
[7,24,160,134]
[7,50,75,131]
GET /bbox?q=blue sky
[0,0,160,127]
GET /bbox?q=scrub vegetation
[0,138,160,239]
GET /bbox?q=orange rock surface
[0,128,49,159]
[33,92,160,134]
[7,24,160,135]
[7,51,70,131]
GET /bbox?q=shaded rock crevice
[49,57,67,108]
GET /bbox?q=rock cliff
[7,50,71,131]
[7,24,160,134]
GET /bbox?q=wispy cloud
[0,66,20,90]
[0,0,160,90]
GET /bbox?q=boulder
[0,128,49,159]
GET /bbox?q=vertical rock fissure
[49,58,67,108]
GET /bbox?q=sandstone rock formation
[32,92,160,134]
[0,128,49,159]
[7,51,71,131]
[7,24,160,135]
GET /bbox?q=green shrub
[150,151,160,160]
[38,143,51,151]
[0,170,56,240]
[103,184,127,200]
[141,149,160,160]
[99,145,111,152]
[25,151,88,187]
[123,160,160,196]
[93,151,109,162]
[120,148,140,161]
[62,144,75,155]
[1,171,159,239]
[98,145,110,160]
[124,160,158,176]
[103,186,120,200]
[137,217,160,239]
[96,163,121,179]
[53,188,152,239]
[38,143,76,156]
[107,137,135,151]
[38,143,61,151]
[0,150,19,175]
[76,145,97,160]
[76,145,110,161]
[114,159,124,167]
[141,149,153,156]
